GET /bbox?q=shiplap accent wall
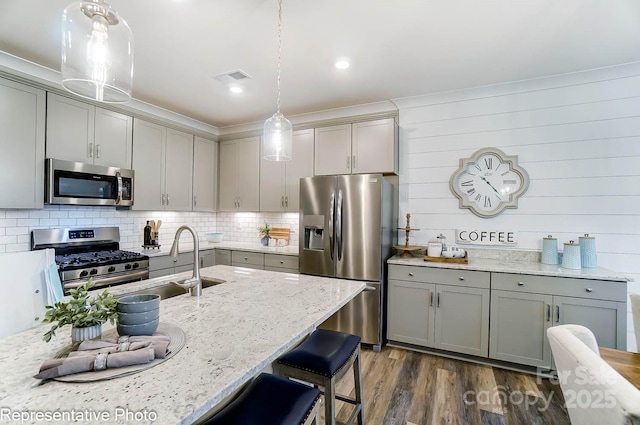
[395,62,640,351]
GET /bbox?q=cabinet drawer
[232,251,264,267]
[265,254,298,270]
[388,265,490,289]
[491,273,627,302]
[149,255,176,271]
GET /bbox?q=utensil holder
[579,234,597,268]
[541,235,558,265]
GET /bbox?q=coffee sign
[455,228,518,246]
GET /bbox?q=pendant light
[61,0,134,103]
[263,0,292,161]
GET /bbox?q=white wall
[394,62,640,352]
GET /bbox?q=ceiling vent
[213,70,251,84]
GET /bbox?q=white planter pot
[71,324,102,342]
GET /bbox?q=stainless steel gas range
[31,227,149,293]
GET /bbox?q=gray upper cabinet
[218,136,260,211]
[46,93,132,169]
[132,119,193,211]
[260,129,314,211]
[0,77,45,209]
[192,136,218,212]
[314,118,398,176]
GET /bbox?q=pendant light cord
[276,0,283,114]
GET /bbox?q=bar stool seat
[277,329,364,425]
[204,373,321,425]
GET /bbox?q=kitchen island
[0,266,365,425]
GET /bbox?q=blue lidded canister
[579,234,597,268]
[541,235,558,265]
[562,240,582,270]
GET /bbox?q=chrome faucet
[169,225,201,296]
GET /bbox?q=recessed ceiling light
[229,85,243,94]
[335,59,350,70]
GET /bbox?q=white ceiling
[1,0,640,129]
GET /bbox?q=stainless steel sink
[127,276,223,300]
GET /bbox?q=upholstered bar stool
[276,329,364,425]
[204,373,321,425]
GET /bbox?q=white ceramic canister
[579,234,597,268]
[427,236,443,257]
[561,240,582,270]
[541,235,558,265]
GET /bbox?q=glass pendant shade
[61,0,134,103]
[263,111,292,161]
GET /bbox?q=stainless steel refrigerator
[299,174,395,351]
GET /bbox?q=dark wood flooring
[329,346,570,425]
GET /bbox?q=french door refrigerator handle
[336,189,343,261]
[329,191,335,260]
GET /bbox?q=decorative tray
[51,322,186,383]
[424,254,469,264]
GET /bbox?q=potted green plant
[257,221,272,246]
[42,281,118,343]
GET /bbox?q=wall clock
[449,147,529,218]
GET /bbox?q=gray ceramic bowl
[117,308,160,326]
[117,294,160,313]
[117,317,160,336]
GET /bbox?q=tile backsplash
[0,207,299,253]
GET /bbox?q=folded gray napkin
[34,348,155,380]
[74,335,170,359]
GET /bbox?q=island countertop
[0,266,365,425]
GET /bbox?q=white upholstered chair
[630,293,640,352]
[547,324,640,425]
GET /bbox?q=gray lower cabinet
[489,273,627,369]
[387,265,490,357]
[264,254,299,273]
[214,249,231,266]
[148,252,194,278]
[231,251,264,270]
[490,290,553,368]
[199,251,214,268]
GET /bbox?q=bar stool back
[204,373,321,425]
[276,329,364,425]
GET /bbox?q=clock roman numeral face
[450,149,529,217]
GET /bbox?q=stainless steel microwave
[45,159,134,206]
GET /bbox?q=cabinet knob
[35,289,40,294]
[459,277,465,281]
[244,257,248,260]
[585,288,593,293]
[280,261,284,264]
[517,282,524,286]
[34,317,40,321]
[408,272,414,277]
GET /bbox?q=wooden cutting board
[269,227,291,244]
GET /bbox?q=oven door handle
[65,270,149,290]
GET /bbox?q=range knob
[108,266,116,273]
[132,263,139,269]
[79,270,89,278]
[124,264,132,270]
[89,269,98,275]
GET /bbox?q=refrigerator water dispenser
[303,215,324,250]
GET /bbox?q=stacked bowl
[116,294,160,336]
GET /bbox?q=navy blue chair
[276,329,364,425]
[204,373,321,425]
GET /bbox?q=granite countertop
[0,266,364,425]
[138,241,299,258]
[388,255,632,282]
